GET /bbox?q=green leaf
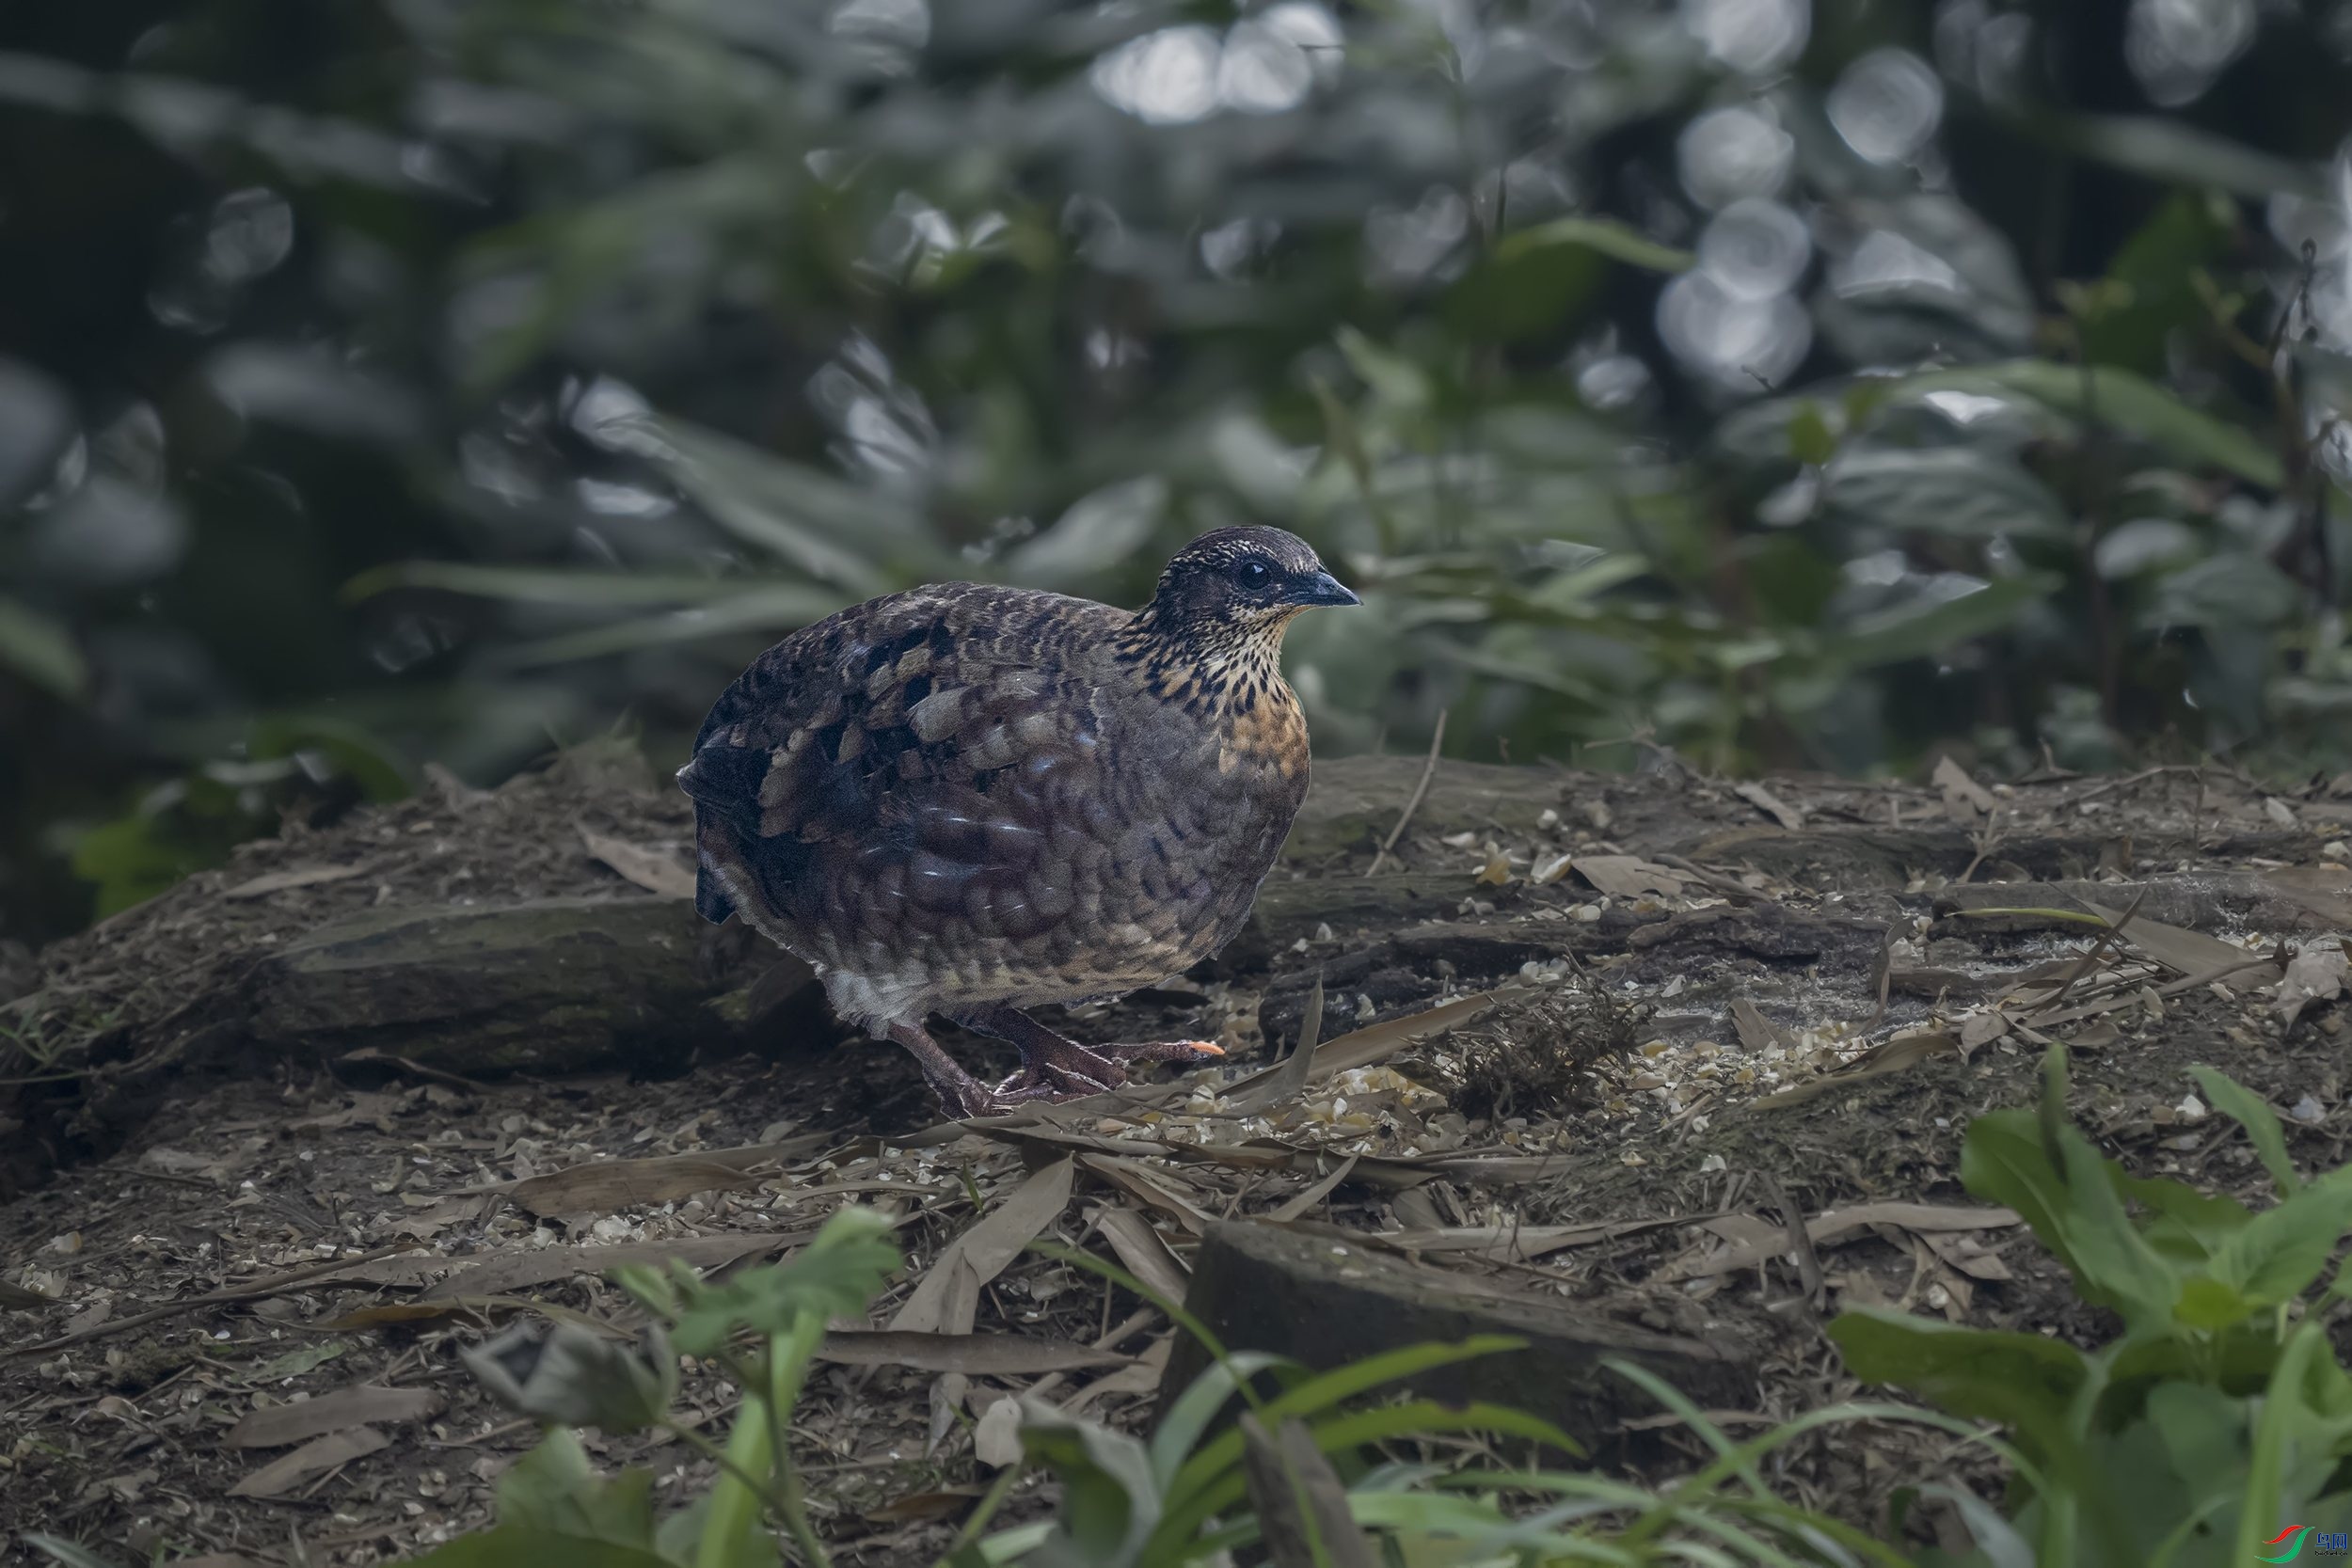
[2202,1176,2352,1311]
[1148,1350,1301,1492]
[651,416,951,591]
[659,1206,899,1355]
[70,813,220,918]
[462,1324,677,1434]
[1910,361,2284,489]
[485,586,853,670]
[1168,1401,1585,1557]
[2232,1323,2352,1567]
[1017,1402,1163,1568]
[1787,402,1836,467]
[1824,448,2069,540]
[2020,110,2330,204]
[2122,1173,2251,1265]
[2189,1067,2302,1196]
[2144,552,2300,632]
[1334,327,1430,413]
[1003,477,1168,587]
[1829,1309,2087,1441]
[1833,573,2059,671]
[0,596,87,699]
[1444,242,1606,344]
[2079,193,2235,375]
[2173,1275,2252,1331]
[247,713,415,802]
[1961,1105,2180,1326]
[1493,216,1695,274]
[1157,1337,1528,1543]
[344,562,750,608]
[499,1429,655,1539]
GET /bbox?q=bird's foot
[995,1037,1225,1101]
[930,1069,1057,1121]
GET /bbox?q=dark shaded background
[2,0,2348,942]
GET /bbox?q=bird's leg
[952,1006,1223,1101]
[883,1019,1053,1120]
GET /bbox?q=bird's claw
[912,1039,1225,1119]
[993,1038,1225,1104]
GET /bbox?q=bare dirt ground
[7,743,2352,1566]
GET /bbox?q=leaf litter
[6,751,2352,1560]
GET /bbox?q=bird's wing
[681,585,1126,944]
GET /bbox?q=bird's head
[1138,526,1359,643]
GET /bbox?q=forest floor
[5,742,2352,1566]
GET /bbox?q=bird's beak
[1285,569,1360,608]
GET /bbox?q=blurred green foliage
[1,0,2350,938]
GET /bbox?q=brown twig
[1652,854,1762,905]
[1366,709,1448,877]
[2027,884,2148,1015]
[8,1242,423,1360]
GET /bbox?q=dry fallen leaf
[1222,981,1324,1116]
[420,1231,805,1302]
[2264,867,2352,926]
[485,1152,771,1217]
[1730,997,1788,1053]
[1754,1031,1961,1109]
[2077,898,2278,989]
[1080,1154,1214,1235]
[2276,942,2348,1031]
[227,1427,389,1497]
[1958,1010,2010,1052]
[285,1091,406,1134]
[1571,855,1685,898]
[817,1330,1129,1374]
[227,1385,443,1449]
[1356,1216,1691,1261]
[1062,1333,1174,1414]
[1661,1202,2019,1281]
[1918,1229,2014,1282]
[890,1159,1074,1337]
[1734,781,1804,831]
[1088,1203,1192,1305]
[973,1396,1025,1468]
[580,827,696,899]
[1268,1153,1358,1224]
[137,1148,223,1177]
[1932,755,1998,820]
[1289,989,1502,1085]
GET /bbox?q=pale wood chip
[1932,755,1998,820]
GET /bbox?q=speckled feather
[679,528,1331,1037]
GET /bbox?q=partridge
[679,525,1358,1117]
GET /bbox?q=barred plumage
[680,525,1357,1117]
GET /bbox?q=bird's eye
[1234,559,1272,591]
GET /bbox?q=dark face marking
[1138,526,1358,637]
